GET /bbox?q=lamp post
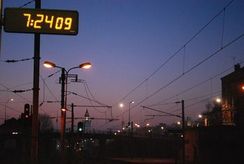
[4,98,14,123]
[43,60,91,149]
[128,100,134,134]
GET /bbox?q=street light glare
[216,98,222,103]
[241,84,244,91]
[43,61,56,68]
[119,103,124,108]
[79,62,92,69]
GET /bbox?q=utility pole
[0,0,2,56]
[142,101,185,163]
[60,68,66,150]
[181,100,185,164]
[71,103,74,133]
[31,0,41,163]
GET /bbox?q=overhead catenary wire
[116,32,244,119]
[148,60,244,107]
[83,82,108,114]
[0,83,31,103]
[19,0,35,8]
[116,0,234,105]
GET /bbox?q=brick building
[221,64,244,126]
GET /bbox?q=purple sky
[1,0,244,131]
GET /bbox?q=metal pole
[0,0,3,57]
[4,103,6,123]
[129,103,131,127]
[181,100,185,164]
[61,68,65,150]
[31,0,41,163]
[71,103,74,133]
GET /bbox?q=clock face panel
[4,8,79,35]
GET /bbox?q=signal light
[77,122,84,133]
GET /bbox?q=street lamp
[4,98,14,123]
[215,97,222,104]
[43,60,92,149]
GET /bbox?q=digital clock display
[4,8,79,35]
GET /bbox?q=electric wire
[116,0,234,104]
[0,83,31,103]
[116,32,244,119]
[19,0,35,8]
[83,82,107,114]
[148,60,244,107]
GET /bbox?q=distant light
[61,108,66,112]
[78,128,82,132]
[114,132,117,135]
[241,84,244,91]
[177,121,181,125]
[161,126,164,130]
[117,130,121,133]
[216,98,222,103]
[148,129,152,133]
[12,131,18,135]
[122,127,125,130]
[198,114,202,118]
[146,123,150,127]
[135,123,140,128]
[119,103,124,108]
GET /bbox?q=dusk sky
[0,0,244,131]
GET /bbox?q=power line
[41,76,59,103]
[83,82,108,114]
[138,32,244,107]
[116,0,234,104]
[148,61,244,107]
[19,0,35,8]
[0,83,31,103]
[116,32,244,119]
[0,57,33,63]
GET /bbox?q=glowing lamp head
[61,108,66,112]
[44,61,56,68]
[79,62,92,69]
[216,98,222,103]
[119,103,124,108]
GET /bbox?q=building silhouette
[221,64,244,126]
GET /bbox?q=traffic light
[77,122,84,133]
[24,104,30,118]
[21,103,30,119]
